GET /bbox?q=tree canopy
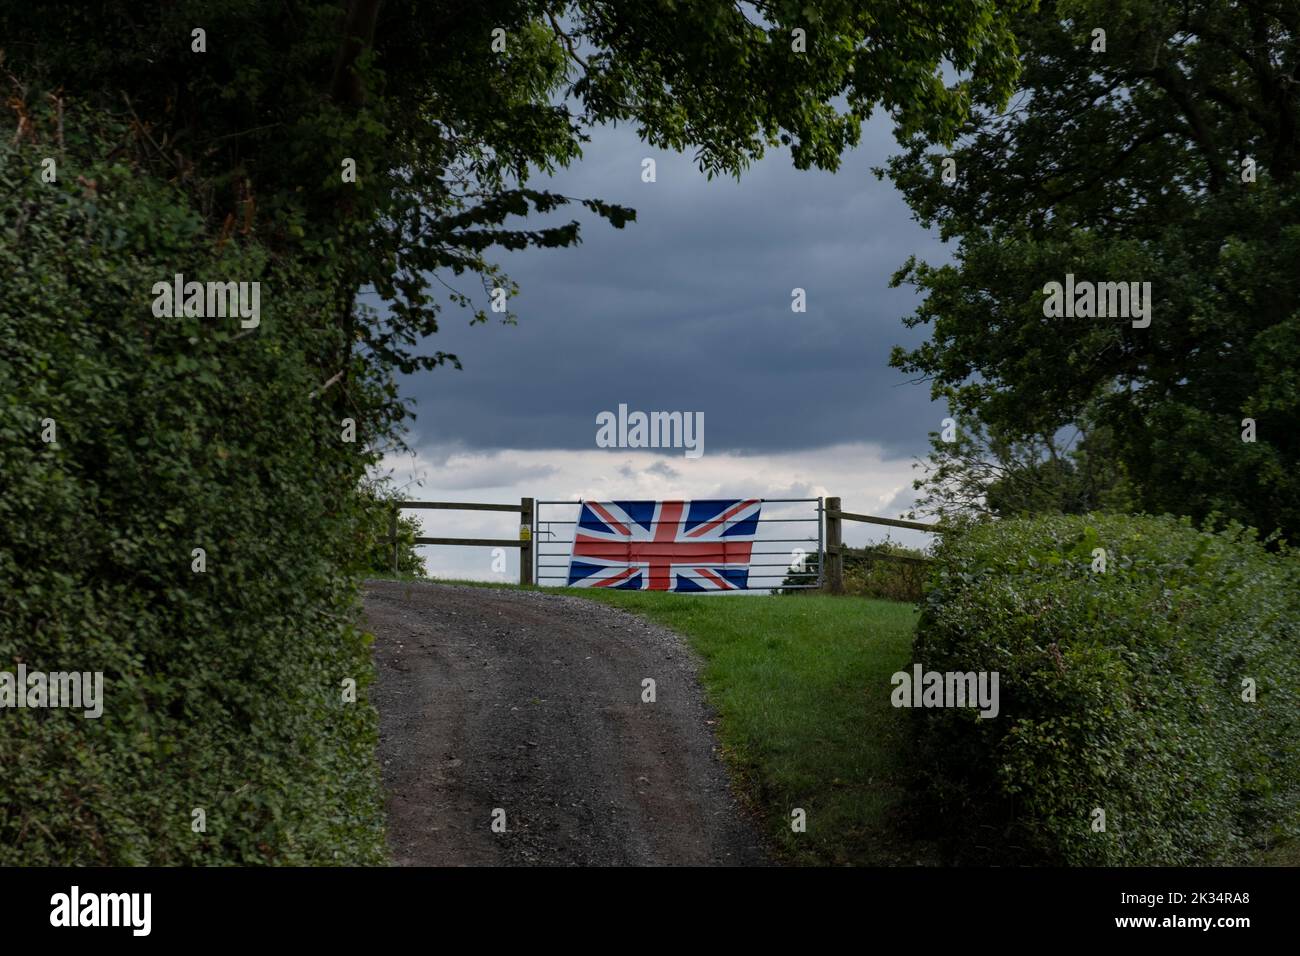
[885,0,1300,538]
[4,0,1033,395]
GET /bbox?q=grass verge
[562,589,933,865]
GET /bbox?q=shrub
[779,539,929,602]
[355,486,428,578]
[0,103,389,864]
[911,513,1300,865]
[843,539,930,603]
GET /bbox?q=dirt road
[363,580,768,866]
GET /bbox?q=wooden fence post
[825,496,844,594]
[520,497,534,586]
[390,505,399,575]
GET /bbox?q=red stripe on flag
[694,567,732,589]
[587,501,630,536]
[648,501,684,590]
[593,566,639,588]
[573,536,752,564]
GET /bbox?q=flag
[565,499,761,591]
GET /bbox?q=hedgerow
[0,103,389,864]
[911,513,1300,865]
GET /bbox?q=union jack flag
[565,499,762,591]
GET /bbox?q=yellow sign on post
[519,524,531,542]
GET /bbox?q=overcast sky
[375,109,951,581]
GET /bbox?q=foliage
[2,0,1034,385]
[780,540,930,602]
[912,513,1300,865]
[355,485,427,577]
[0,102,388,864]
[909,411,1135,523]
[884,0,1300,540]
[842,541,931,603]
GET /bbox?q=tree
[909,405,1134,522]
[3,0,1033,430]
[884,0,1300,539]
[355,485,427,577]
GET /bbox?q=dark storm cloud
[398,112,950,458]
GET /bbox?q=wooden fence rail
[391,498,534,584]
[391,495,941,594]
[822,497,945,595]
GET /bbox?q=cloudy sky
[375,109,951,582]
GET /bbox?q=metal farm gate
[532,497,825,591]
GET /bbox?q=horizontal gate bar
[414,536,524,548]
[532,517,817,525]
[400,501,523,512]
[534,496,824,591]
[535,569,818,575]
[537,562,816,569]
[527,546,811,554]
[534,574,817,585]
[535,502,821,509]
[533,546,816,552]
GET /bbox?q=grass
[560,588,934,865]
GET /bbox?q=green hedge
[843,541,929,603]
[356,488,428,578]
[778,541,929,601]
[0,105,388,864]
[911,513,1300,865]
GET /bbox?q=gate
[532,497,824,591]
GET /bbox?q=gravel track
[363,579,768,866]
